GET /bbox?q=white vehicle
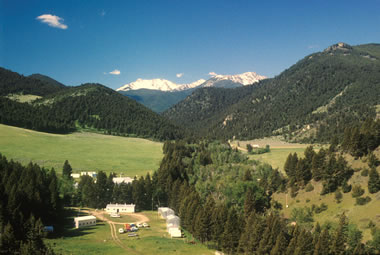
[131,226,138,232]
[137,223,143,228]
[118,228,125,234]
[143,222,149,228]
[110,213,120,218]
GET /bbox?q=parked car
[118,228,125,234]
[131,226,138,232]
[137,223,143,228]
[143,223,150,228]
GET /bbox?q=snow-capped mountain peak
[116,72,266,92]
[116,78,206,92]
[204,72,266,87]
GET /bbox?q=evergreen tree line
[0,153,62,254]
[284,146,354,196]
[341,118,380,158]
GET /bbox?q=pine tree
[313,227,330,255]
[368,167,380,194]
[294,229,313,255]
[270,231,288,255]
[62,160,72,179]
[222,207,240,254]
[331,213,348,255]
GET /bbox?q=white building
[112,177,133,184]
[168,227,182,238]
[158,207,174,219]
[70,173,80,179]
[105,203,135,213]
[80,171,97,178]
[74,215,96,229]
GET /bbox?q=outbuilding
[168,227,182,238]
[158,207,174,219]
[106,203,135,213]
[74,215,96,228]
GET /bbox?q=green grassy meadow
[249,147,308,172]
[0,124,163,176]
[47,210,214,255]
[231,138,313,172]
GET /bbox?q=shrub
[355,196,371,205]
[352,185,365,198]
[305,183,314,192]
[335,189,343,203]
[306,199,310,203]
[361,168,369,176]
[342,180,352,193]
[314,203,328,214]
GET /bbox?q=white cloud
[36,14,68,29]
[176,73,184,78]
[209,72,217,76]
[100,10,106,17]
[109,69,121,75]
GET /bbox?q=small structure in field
[80,171,97,178]
[74,215,96,228]
[70,173,80,179]
[106,203,135,213]
[158,207,174,219]
[168,227,182,238]
[166,215,180,229]
[158,207,182,238]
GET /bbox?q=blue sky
[1,0,379,89]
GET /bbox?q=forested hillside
[0,68,184,140]
[120,88,195,113]
[164,43,380,142]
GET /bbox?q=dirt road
[83,209,146,254]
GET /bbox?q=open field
[231,137,319,172]
[0,124,163,176]
[47,209,214,255]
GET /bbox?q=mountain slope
[164,43,380,142]
[28,73,66,88]
[120,88,195,113]
[0,67,66,96]
[0,68,184,140]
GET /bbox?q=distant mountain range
[163,43,380,142]
[117,72,266,112]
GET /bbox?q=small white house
[168,227,182,238]
[70,173,80,179]
[105,203,135,213]
[80,171,97,178]
[74,215,96,228]
[112,177,133,184]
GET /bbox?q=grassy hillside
[0,124,163,176]
[230,138,312,172]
